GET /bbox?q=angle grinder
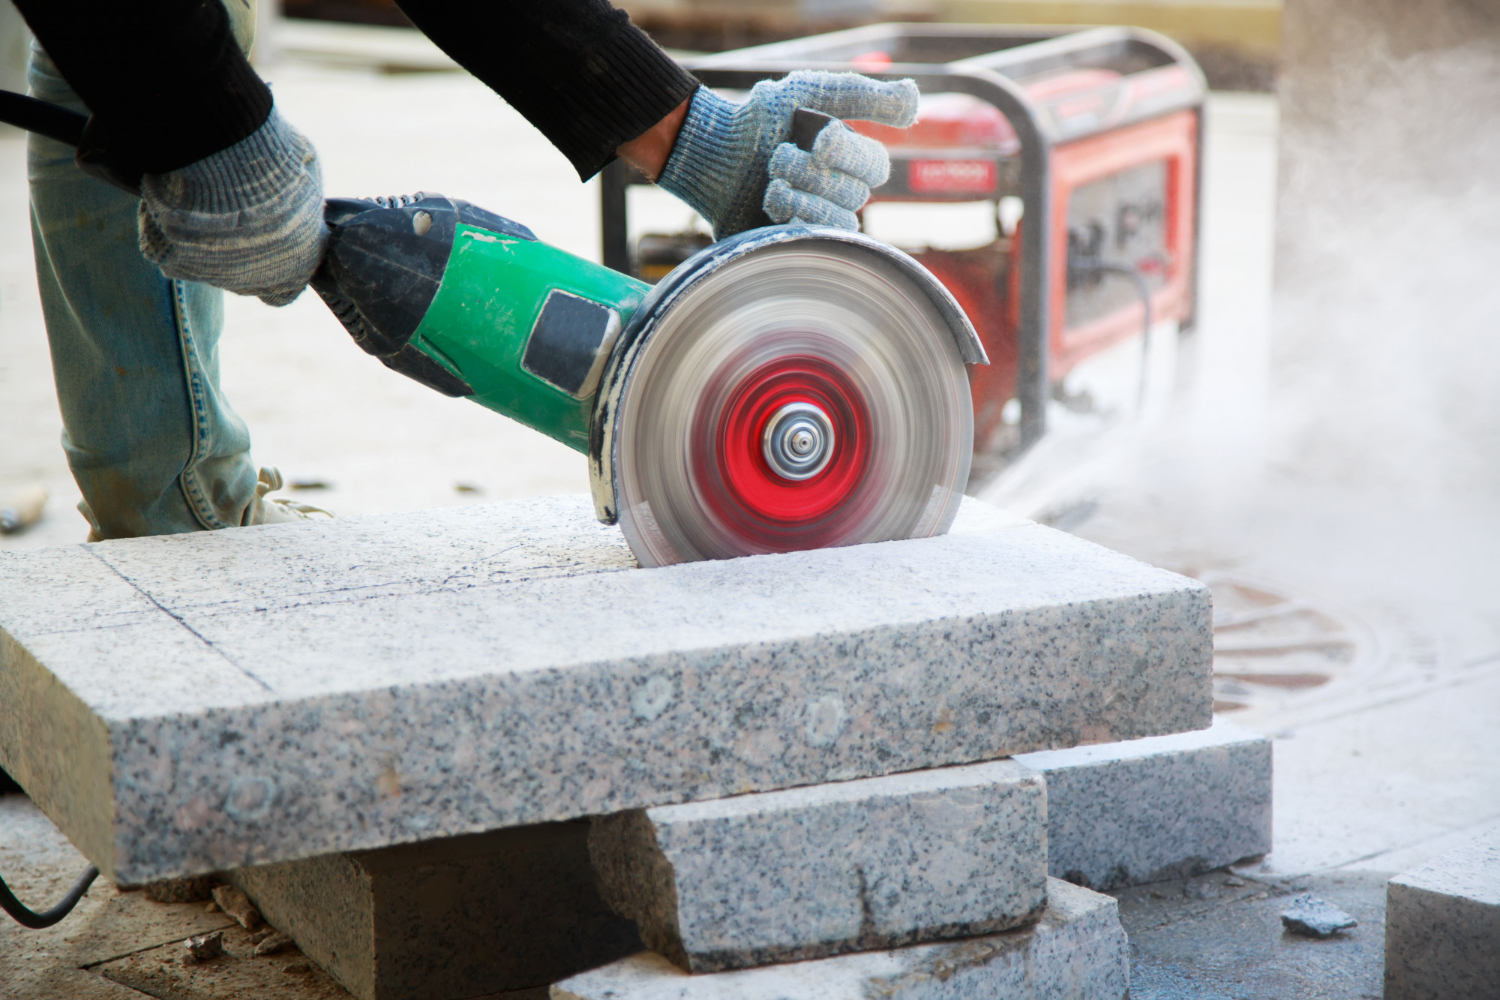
[1,95,986,566]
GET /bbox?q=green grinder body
[313,193,648,454]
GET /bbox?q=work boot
[243,467,333,526]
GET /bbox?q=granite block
[0,495,1211,882]
[1384,829,1500,1000]
[227,820,641,1000]
[552,878,1128,1000]
[590,759,1048,972]
[1014,718,1271,890]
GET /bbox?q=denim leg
[27,45,258,538]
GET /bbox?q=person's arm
[12,0,271,176]
[394,0,917,239]
[393,0,700,181]
[14,1,325,306]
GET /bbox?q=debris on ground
[0,483,47,535]
[1184,880,1219,900]
[210,885,262,930]
[1281,893,1358,937]
[284,961,312,975]
[181,930,225,965]
[145,874,221,903]
[253,932,295,957]
[1224,876,1246,887]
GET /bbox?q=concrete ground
[2,22,1497,1000]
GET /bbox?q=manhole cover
[1203,575,1370,715]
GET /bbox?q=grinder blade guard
[315,195,986,567]
[597,227,983,566]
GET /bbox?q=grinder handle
[790,108,835,153]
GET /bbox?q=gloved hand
[137,108,328,307]
[656,71,918,239]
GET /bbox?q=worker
[10,0,916,541]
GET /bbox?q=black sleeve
[12,0,273,176]
[394,0,700,180]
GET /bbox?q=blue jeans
[28,45,258,538]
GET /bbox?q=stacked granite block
[0,495,1227,999]
[576,761,1131,999]
[568,665,1277,997]
[588,760,1051,971]
[555,880,1130,1000]
[1015,717,1273,890]
[568,723,1275,999]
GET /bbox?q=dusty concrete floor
[3,22,1497,1000]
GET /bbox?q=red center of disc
[713,355,870,524]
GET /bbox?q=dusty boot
[243,467,333,526]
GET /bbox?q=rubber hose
[0,865,99,929]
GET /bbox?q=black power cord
[1067,254,1155,410]
[0,865,99,929]
[0,90,86,146]
[0,770,99,928]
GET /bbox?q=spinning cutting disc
[612,235,975,567]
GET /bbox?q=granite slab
[0,495,1211,882]
[551,878,1128,1000]
[1384,828,1500,999]
[590,759,1048,972]
[228,821,640,1000]
[1015,717,1271,890]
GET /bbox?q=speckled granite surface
[1384,829,1500,999]
[0,495,1210,882]
[552,878,1128,999]
[1015,717,1271,890]
[590,759,1048,972]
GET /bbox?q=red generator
[600,25,1205,456]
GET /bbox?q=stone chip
[211,884,262,930]
[181,930,224,965]
[1280,894,1357,937]
[253,931,295,957]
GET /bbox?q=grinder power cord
[0,864,98,929]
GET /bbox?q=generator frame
[600,23,1206,450]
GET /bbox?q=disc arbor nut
[762,402,835,480]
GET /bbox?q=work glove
[656,71,918,239]
[137,108,328,307]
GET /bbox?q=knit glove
[137,108,328,307]
[657,72,918,239]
